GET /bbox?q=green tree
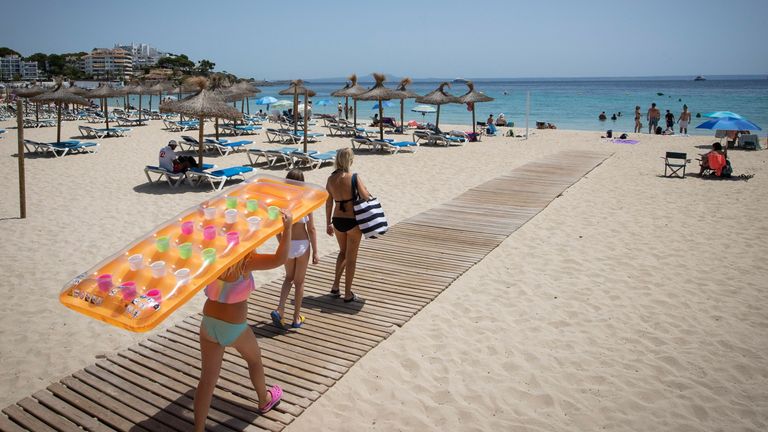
[196,59,215,76]
[0,47,21,57]
[158,54,195,72]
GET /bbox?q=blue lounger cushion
[198,166,253,178]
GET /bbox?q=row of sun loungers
[163,119,200,132]
[412,130,466,146]
[220,124,262,136]
[265,128,324,144]
[351,136,419,154]
[246,147,338,170]
[23,118,56,128]
[78,125,132,138]
[23,139,99,158]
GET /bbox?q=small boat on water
[694,75,706,81]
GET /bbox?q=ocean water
[111,78,768,136]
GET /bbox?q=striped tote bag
[352,174,388,239]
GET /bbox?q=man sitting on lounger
[159,140,198,173]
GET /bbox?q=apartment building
[0,55,39,80]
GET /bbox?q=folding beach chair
[662,152,689,178]
[187,166,254,191]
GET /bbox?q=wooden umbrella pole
[149,94,152,112]
[215,118,219,141]
[378,100,384,141]
[354,99,358,129]
[16,99,26,219]
[35,102,39,122]
[293,91,299,135]
[138,94,142,121]
[400,99,404,134]
[303,91,308,153]
[198,116,204,167]
[104,98,110,129]
[56,102,62,143]
[472,106,476,134]
[436,105,441,130]
[345,97,349,120]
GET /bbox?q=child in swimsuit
[271,170,319,329]
[194,209,293,431]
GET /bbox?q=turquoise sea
[111,77,768,136]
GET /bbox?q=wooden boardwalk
[1,150,611,432]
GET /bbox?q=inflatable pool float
[60,175,328,332]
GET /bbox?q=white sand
[1,116,766,430]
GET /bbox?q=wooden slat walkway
[1,150,611,431]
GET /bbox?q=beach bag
[351,174,388,239]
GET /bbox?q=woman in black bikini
[325,148,370,303]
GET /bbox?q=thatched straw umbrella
[126,83,151,121]
[160,77,242,167]
[148,81,174,112]
[415,82,459,130]
[229,81,261,115]
[394,77,421,134]
[457,81,495,134]
[30,82,91,143]
[356,73,402,140]
[331,74,367,127]
[279,80,316,152]
[13,85,47,122]
[89,84,125,130]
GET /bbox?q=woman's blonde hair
[335,148,354,172]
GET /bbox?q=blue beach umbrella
[372,101,394,109]
[704,111,743,119]
[255,96,278,111]
[315,99,333,106]
[696,116,761,131]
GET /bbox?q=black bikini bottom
[332,217,357,233]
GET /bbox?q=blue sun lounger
[187,165,254,191]
[144,163,215,187]
[203,138,255,156]
[221,124,263,136]
[23,139,99,158]
[374,139,418,154]
[291,150,337,169]
[246,147,309,167]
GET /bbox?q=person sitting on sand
[599,112,607,121]
[699,142,726,175]
[495,113,507,126]
[159,140,197,173]
[371,113,379,126]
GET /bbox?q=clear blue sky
[2,0,766,80]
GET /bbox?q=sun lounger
[144,163,216,187]
[265,128,300,144]
[23,139,99,158]
[78,125,131,138]
[23,118,56,128]
[288,130,324,142]
[246,147,300,167]
[220,124,263,136]
[165,120,199,132]
[290,150,337,169]
[187,165,254,191]
[375,139,418,154]
[203,138,255,156]
[116,116,148,127]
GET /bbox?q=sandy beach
[1,117,766,430]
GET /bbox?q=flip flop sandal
[258,385,282,413]
[270,310,285,329]
[329,289,341,298]
[343,293,359,303]
[291,315,306,329]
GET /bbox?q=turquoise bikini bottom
[201,315,249,346]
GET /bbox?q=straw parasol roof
[394,77,420,134]
[160,77,243,166]
[355,73,402,101]
[394,77,420,99]
[89,84,125,129]
[457,81,494,134]
[331,73,368,125]
[13,85,47,98]
[415,82,459,129]
[356,73,402,140]
[415,82,459,105]
[331,74,367,98]
[31,82,92,142]
[278,80,316,145]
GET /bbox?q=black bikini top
[332,171,358,211]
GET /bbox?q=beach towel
[611,139,639,145]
